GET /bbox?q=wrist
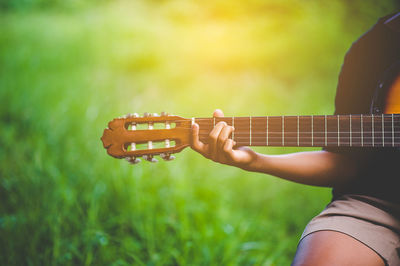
[238,149,264,172]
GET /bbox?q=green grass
[0,0,398,265]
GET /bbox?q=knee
[292,231,385,266]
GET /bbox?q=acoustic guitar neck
[194,114,400,148]
[100,112,400,164]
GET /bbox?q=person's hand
[191,109,257,169]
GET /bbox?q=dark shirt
[328,14,400,204]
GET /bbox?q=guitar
[101,75,400,164]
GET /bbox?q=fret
[267,116,269,146]
[324,115,327,146]
[233,117,251,146]
[197,118,213,144]
[351,115,362,147]
[392,114,394,146]
[214,117,235,145]
[313,116,325,146]
[297,116,299,146]
[311,116,314,146]
[268,116,283,146]
[299,116,312,146]
[249,116,252,146]
[196,118,212,131]
[282,116,284,146]
[394,115,400,147]
[349,114,352,146]
[284,116,298,146]
[361,115,364,146]
[337,115,340,146]
[327,115,338,146]
[372,115,375,147]
[382,114,384,147]
[373,115,383,147]
[338,115,350,146]
[232,117,235,142]
[252,116,267,146]
[362,115,373,147]
[384,114,393,147]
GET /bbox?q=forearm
[242,150,360,187]
[191,110,362,188]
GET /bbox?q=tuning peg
[125,156,141,164]
[161,111,168,116]
[143,155,158,163]
[143,112,151,117]
[124,113,140,118]
[160,153,175,161]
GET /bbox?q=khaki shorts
[300,194,400,266]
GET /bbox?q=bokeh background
[1,0,399,265]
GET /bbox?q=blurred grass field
[1,0,399,265]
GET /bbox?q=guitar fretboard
[195,114,400,147]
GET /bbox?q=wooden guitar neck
[101,112,400,164]
[194,114,400,148]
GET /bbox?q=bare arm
[242,150,361,187]
[191,109,364,188]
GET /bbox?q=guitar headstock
[101,112,192,164]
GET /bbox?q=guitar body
[384,74,400,114]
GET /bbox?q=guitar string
[192,122,400,127]
[199,135,400,140]
[196,136,400,140]
[128,116,400,146]
[135,127,400,134]
[130,126,400,132]
[213,142,397,146]
[149,115,400,123]
[174,128,400,133]
[196,136,400,142]
[211,138,400,143]
[195,131,400,134]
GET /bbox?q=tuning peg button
[160,153,175,161]
[143,155,158,163]
[125,156,141,164]
[124,113,140,118]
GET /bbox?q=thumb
[213,109,224,117]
